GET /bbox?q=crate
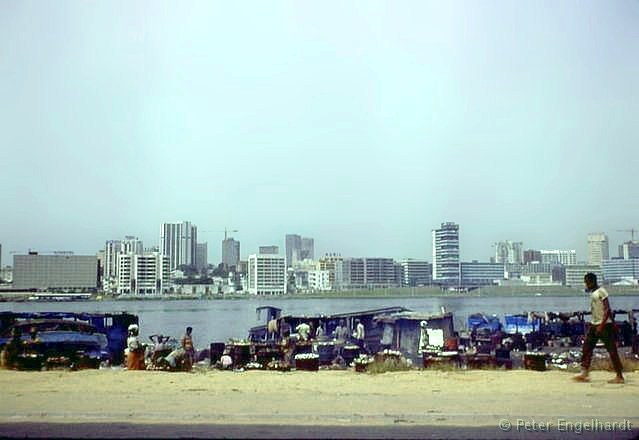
[295,358,319,371]
[524,353,547,371]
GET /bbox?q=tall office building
[432,222,460,285]
[222,238,240,270]
[103,237,144,292]
[247,253,287,295]
[117,252,170,295]
[587,233,609,266]
[195,243,208,271]
[286,234,314,266]
[494,241,524,264]
[160,221,197,271]
[301,238,314,260]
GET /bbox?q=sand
[1,368,638,428]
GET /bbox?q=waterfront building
[103,237,144,292]
[12,252,99,291]
[160,221,198,271]
[587,233,609,266]
[222,238,240,270]
[116,252,170,295]
[318,254,344,290]
[399,259,432,286]
[618,241,639,260]
[602,259,639,284]
[494,241,524,264]
[342,257,397,288]
[308,270,331,291]
[460,261,505,287]
[258,245,279,255]
[523,249,542,264]
[432,222,460,285]
[565,264,602,287]
[540,249,577,265]
[195,243,208,272]
[247,253,287,295]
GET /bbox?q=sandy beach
[1,368,638,438]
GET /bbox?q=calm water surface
[2,295,637,350]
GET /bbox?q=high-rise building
[523,250,542,264]
[494,241,524,264]
[222,238,240,270]
[587,233,609,266]
[540,249,577,265]
[247,253,287,295]
[618,241,639,260]
[301,238,314,260]
[285,234,301,267]
[117,251,170,295]
[259,245,279,255]
[399,259,432,287]
[285,234,314,266]
[195,243,208,271]
[13,253,99,290]
[160,221,197,271]
[432,222,460,285]
[103,237,144,292]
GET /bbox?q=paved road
[0,423,637,439]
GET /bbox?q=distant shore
[1,285,639,302]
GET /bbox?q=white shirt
[590,287,609,325]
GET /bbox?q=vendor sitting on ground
[219,350,233,370]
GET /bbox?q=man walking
[573,273,624,384]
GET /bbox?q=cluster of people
[125,324,196,371]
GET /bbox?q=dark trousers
[581,323,623,375]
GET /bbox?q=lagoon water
[2,295,638,350]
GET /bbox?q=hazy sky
[1,1,638,265]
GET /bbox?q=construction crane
[616,229,638,241]
[201,228,239,240]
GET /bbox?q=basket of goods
[294,353,320,371]
[353,354,374,373]
[375,349,402,362]
[266,359,291,372]
[342,345,361,365]
[245,362,264,371]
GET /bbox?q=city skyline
[1,2,638,265]
[2,224,638,267]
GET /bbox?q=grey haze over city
[1,1,638,264]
